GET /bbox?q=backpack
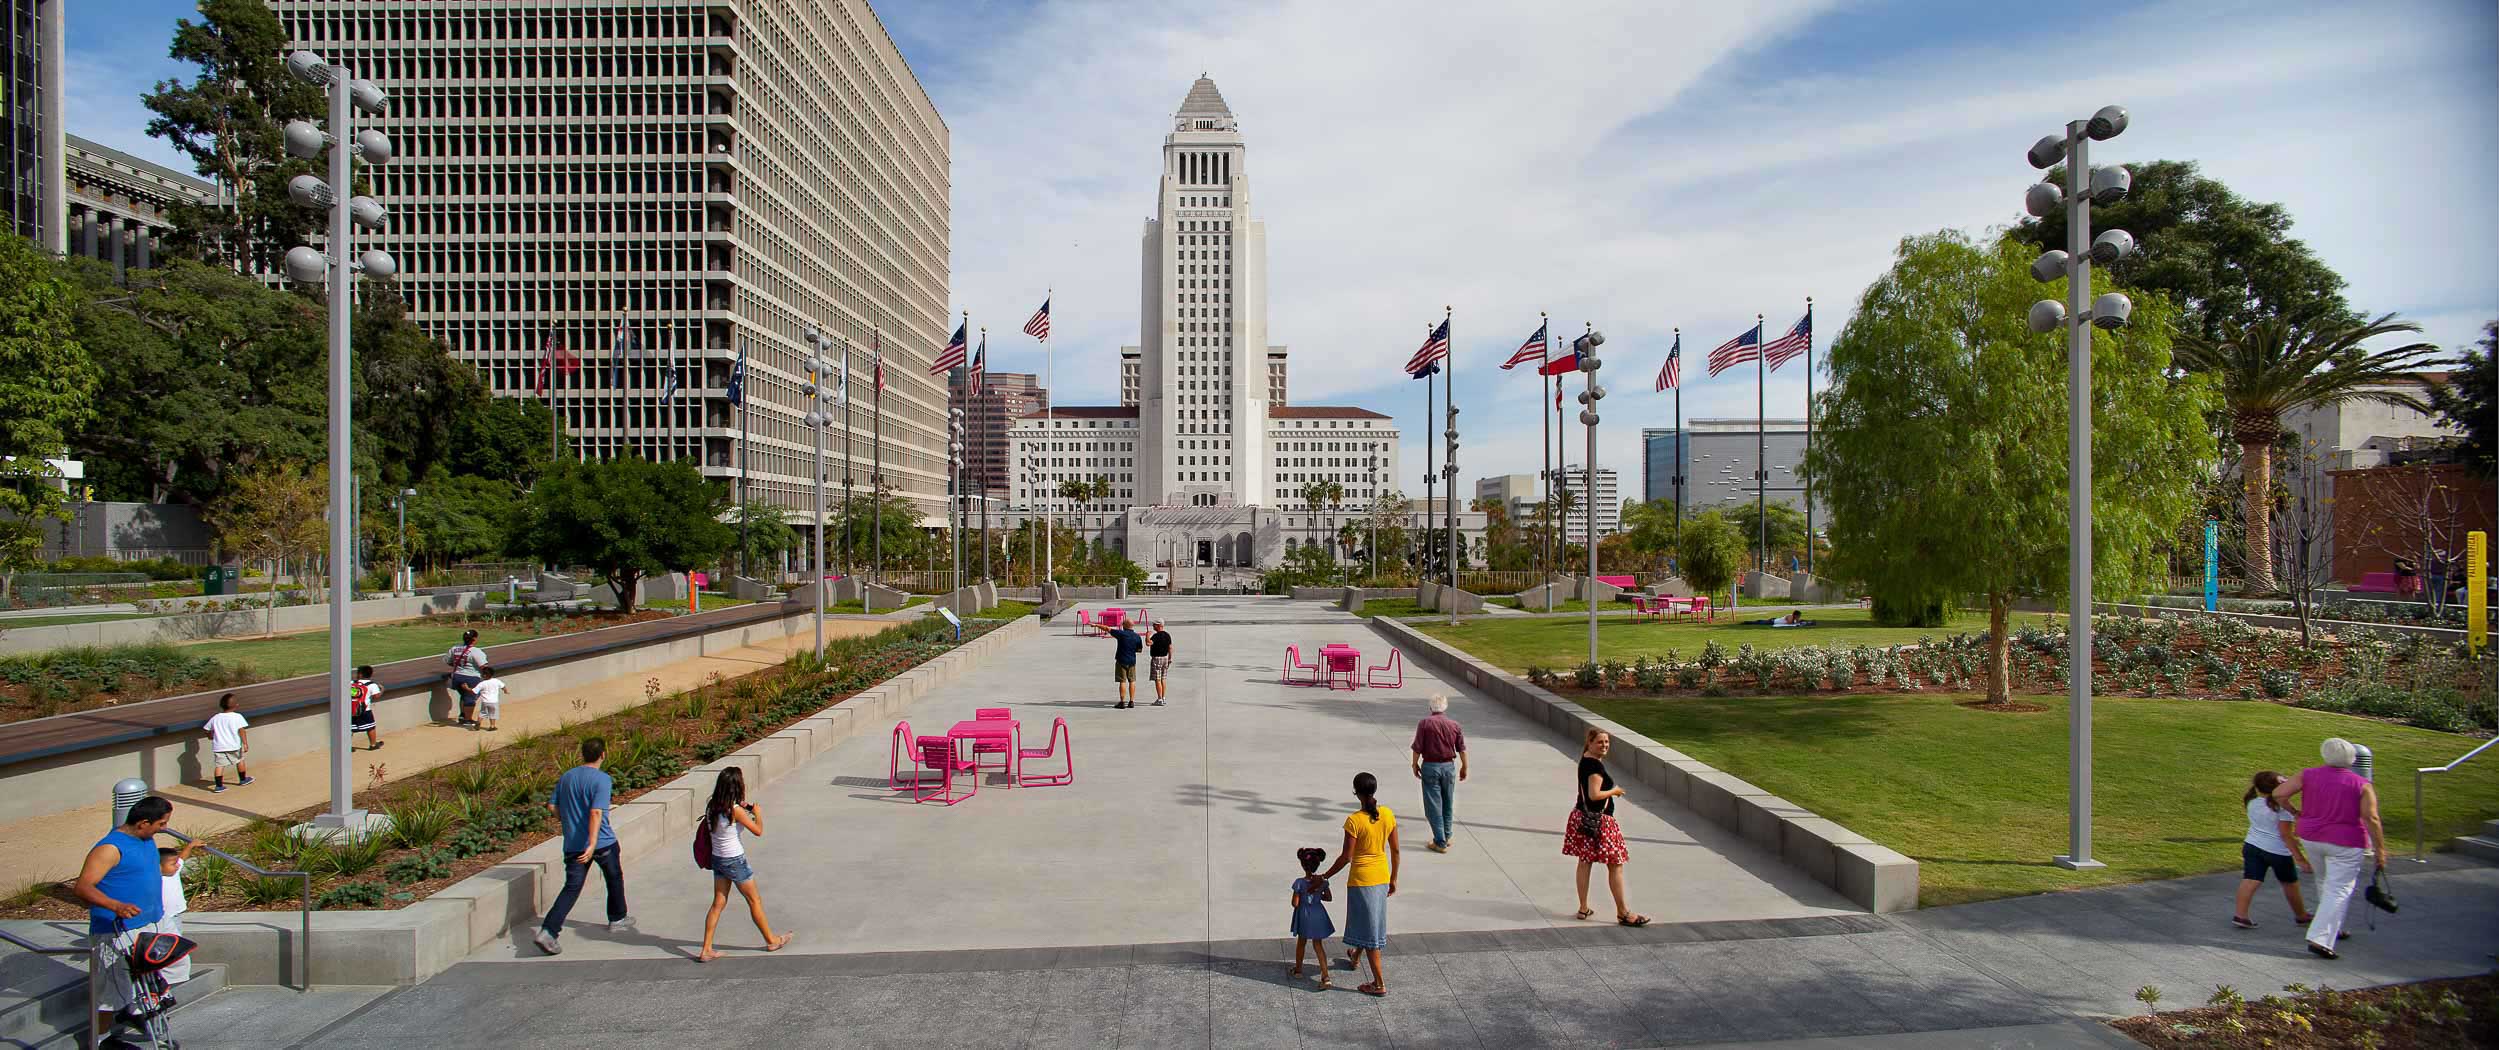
[692,814,714,870]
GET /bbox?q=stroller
[102,924,196,1049]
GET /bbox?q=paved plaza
[180,597,2499,1048]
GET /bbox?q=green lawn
[824,596,930,614]
[1418,608,2023,673]
[978,599,1038,620]
[1484,597,1631,614]
[1583,690,2499,906]
[185,624,538,681]
[1349,597,1430,619]
[644,595,760,613]
[0,611,156,629]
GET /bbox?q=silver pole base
[2050,854,2105,871]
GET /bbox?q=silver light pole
[1574,325,1606,666]
[803,353,828,659]
[396,488,413,592]
[281,50,393,834]
[2024,105,2134,872]
[949,409,965,593]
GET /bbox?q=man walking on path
[203,693,252,792]
[536,738,633,955]
[1147,621,1174,706]
[1108,620,1144,709]
[1410,694,1468,852]
[74,794,171,1046]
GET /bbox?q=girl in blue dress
[1288,846,1336,989]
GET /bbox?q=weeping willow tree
[1805,232,2215,704]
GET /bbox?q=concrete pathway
[475,595,1850,963]
[0,623,878,895]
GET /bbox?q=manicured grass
[824,596,929,614]
[0,611,156,629]
[184,624,539,681]
[1349,598,1430,619]
[979,599,1039,620]
[1582,690,2499,906]
[1417,608,2023,673]
[643,595,759,613]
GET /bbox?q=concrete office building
[63,135,221,279]
[1554,466,1620,544]
[269,1,953,526]
[1007,78,1416,570]
[1641,427,1690,508]
[1686,418,1820,522]
[2282,372,2462,469]
[1475,473,1539,524]
[3,0,64,252]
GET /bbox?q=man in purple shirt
[1410,694,1468,852]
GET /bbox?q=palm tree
[2176,312,2441,592]
[1299,479,1344,564]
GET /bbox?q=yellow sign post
[2467,530,2486,655]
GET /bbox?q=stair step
[0,957,226,1049]
[2453,835,2499,864]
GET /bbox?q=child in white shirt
[203,693,252,791]
[471,668,507,732]
[156,838,199,984]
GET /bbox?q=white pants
[2303,841,2368,947]
[157,914,190,985]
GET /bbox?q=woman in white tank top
[697,766,791,961]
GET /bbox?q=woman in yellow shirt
[1318,771,1399,996]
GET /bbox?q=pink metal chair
[1324,648,1360,691]
[975,707,1012,720]
[1366,649,1404,689]
[1017,717,1074,787]
[968,709,1017,772]
[1074,609,1100,636]
[913,736,979,806]
[1282,645,1322,685]
[889,720,927,789]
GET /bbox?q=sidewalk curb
[1367,616,1918,913]
[161,614,1041,987]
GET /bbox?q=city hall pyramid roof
[1177,76,1232,119]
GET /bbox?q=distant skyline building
[268,0,954,529]
[1686,418,1818,521]
[63,133,219,280]
[1641,427,1689,508]
[1554,466,1620,544]
[951,371,1048,496]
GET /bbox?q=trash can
[201,565,231,596]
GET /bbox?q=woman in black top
[1564,728,1648,926]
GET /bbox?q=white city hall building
[1008,78,1459,569]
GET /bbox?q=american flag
[968,332,986,396]
[1500,321,1548,370]
[1404,319,1451,375]
[930,320,968,374]
[1707,322,1762,377]
[1762,309,1812,372]
[1655,332,1683,391]
[533,332,578,395]
[1023,298,1051,340]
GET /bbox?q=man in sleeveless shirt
[74,795,174,1045]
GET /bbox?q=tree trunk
[265,558,277,637]
[1986,592,2011,705]
[2240,440,2277,593]
[612,569,638,614]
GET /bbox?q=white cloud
[60,44,193,173]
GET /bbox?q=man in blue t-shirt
[1108,622,1144,709]
[74,795,173,1040]
[535,737,632,955]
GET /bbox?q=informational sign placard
[2468,530,2487,656]
[2204,520,2219,612]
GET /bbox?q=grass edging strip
[1366,614,1918,913]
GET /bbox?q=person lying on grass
[1742,610,1815,627]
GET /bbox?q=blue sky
[72,1,2499,496]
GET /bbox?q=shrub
[2257,668,2300,700]
[2294,682,2495,734]
[183,852,232,899]
[384,801,455,851]
[1633,658,1667,693]
[1572,661,1601,690]
[246,820,311,869]
[240,874,303,907]
[445,753,501,798]
[318,830,390,878]
[384,848,455,885]
[316,881,387,909]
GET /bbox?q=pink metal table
[1319,644,1361,690]
[947,718,1022,786]
[1097,608,1126,630]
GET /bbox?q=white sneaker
[533,928,562,956]
[610,916,637,934]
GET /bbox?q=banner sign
[2203,520,2219,612]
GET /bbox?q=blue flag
[725,353,746,405]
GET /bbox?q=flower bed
[1,614,997,919]
[1521,612,2494,733]
[0,642,258,722]
[2110,974,2496,1049]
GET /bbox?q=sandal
[1617,914,1651,928]
[1574,907,1595,920]
[1289,963,1304,978]
[1358,982,1387,997]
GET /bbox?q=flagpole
[736,343,749,577]
[1802,297,1815,580]
[1443,306,1457,626]
[1539,311,1551,589]
[1043,291,1054,587]
[1673,328,1683,555]
[1422,322,1435,585]
[841,337,855,582]
[978,327,991,584]
[871,327,884,584]
[1755,312,1767,577]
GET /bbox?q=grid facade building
[269,1,952,523]
[1687,418,1817,520]
[3,0,64,251]
[949,370,1046,496]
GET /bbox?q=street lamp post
[2023,104,2136,872]
[948,409,965,593]
[394,488,414,592]
[1573,325,1607,666]
[801,344,831,659]
[280,49,395,834]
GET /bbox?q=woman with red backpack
[694,766,792,962]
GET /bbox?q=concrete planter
[1366,616,1917,913]
[161,615,1040,986]
[0,591,493,656]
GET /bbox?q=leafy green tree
[404,473,518,569]
[727,500,798,578]
[1366,490,1411,576]
[0,235,99,594]
[1299,479,1345,563]
[1808,232,2215,704]
[355,285,491,487]
[209,462,326,635]
[2009,160,2352,340]
[1725,501,1809,570]
[2174,312,2441,592]
[829,479,926,576]
[142,0,326,273]
[2427,321,2494,472]
[447,397,561,488]
[1676,510,1746,606]
[505,457,734,614]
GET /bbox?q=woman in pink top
[2270,738,2387,960]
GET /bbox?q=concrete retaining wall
[1741,571,1791,600]
[1367,616,1918,913]
[0,591,494,655]
[170,615,1040,987]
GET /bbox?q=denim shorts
[710,853,755,884]
[2241,842,2297,884]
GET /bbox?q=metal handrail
[0,926,95,1048]
[2413,736,2499,862]
[166,830,313,988]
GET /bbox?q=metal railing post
[2412,735,2499,863]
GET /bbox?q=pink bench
[1595,574,1638,590]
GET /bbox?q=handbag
[691,815,714,871]
[1574,800,1605,839]
[2364,866,2398,914]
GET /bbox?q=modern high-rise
[1555,466,1620,544]
[1687,418,1818,520]
[1641,427,1689,508]
[950,370,1047,495]
[4,0,65,251]
[269,1,953,525]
